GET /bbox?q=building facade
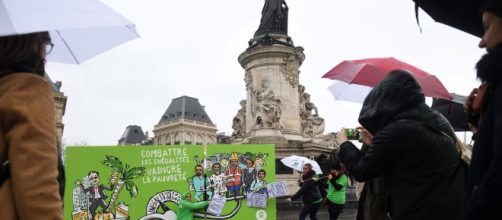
[153,96,217,145]
[118,125,150,146]
[46,74,67,148]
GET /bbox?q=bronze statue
[255,0,288,37]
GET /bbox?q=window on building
[165,135,171,145]
[184,132,192,145]
[196,135,202,145]
[276,159,294,174]
[206,136,213,144]
[174,133,180,145]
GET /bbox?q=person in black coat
[465,1,502,219]
[287,163,323,220]
[336,70,465,220]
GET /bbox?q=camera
[345,128,362,141]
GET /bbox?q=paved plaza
[277,201,358,220]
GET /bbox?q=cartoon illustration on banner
[65,145,278,220]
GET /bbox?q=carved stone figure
[231,100,247,139]
[300,92,325,137]
[255,0,288,37]
[251,79,282,129]
[311,115,325,136]
[280,54,300,87]
[323,132,338,150]
[298,84,306,112]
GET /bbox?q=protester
[336,70,465,220]
[0,32,64,219]
[287,163,323,220]
[464,1,502,219]
[177,192,209,220]
[323,163,347,220]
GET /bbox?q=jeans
[299,202,322,220]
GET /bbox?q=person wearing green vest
[176,192,209,220]
[325,163,347,220]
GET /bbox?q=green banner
[65,144,276,220]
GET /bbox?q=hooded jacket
[339,70,465,220]
[465,43,502,219]
[177,192,209,220]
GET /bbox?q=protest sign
[64,144,275,220]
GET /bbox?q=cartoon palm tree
[101,155,145,214]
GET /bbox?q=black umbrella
[413,0,485,37]
[431,93,469,131]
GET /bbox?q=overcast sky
[47,0,485,146]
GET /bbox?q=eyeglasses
[45,42,54,54]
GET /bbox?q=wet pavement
[276,186,358,220]
[277,200,357,220]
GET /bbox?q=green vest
[327,174,347,204]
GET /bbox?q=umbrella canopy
[280,155,323,174]
[432,93,469,131]
[0,0,139,64]
[323,57,452,103]
[413,0,485,37]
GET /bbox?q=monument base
[248,128,289,147]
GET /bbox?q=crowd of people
[0,0,501,220]
[287,2,502,220]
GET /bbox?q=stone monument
[233,0,338,193]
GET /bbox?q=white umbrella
[280,155,323,174]
[0,0,139,64]
[328,80,373,103]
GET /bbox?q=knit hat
[481,0,502,19]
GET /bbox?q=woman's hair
[331,163,341,171]
[0,31,51,76]
[304,163,312,170]
[481,0,502,19]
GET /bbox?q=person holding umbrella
[464,1,502,219]
[287,163,323,220]
[0,32,63,219]
[336,70,465,220]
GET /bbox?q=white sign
[207,194,226,215]
[247,193,267,208]
[267,181,288,198]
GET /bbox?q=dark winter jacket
[339,70,465,220]
[291,170,322,204]
[465,43,502,219]
[356,144,388,220]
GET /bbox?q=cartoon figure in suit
[76,171,112,220]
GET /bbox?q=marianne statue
[254,0,288,37]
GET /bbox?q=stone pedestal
[238,34,305,140]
